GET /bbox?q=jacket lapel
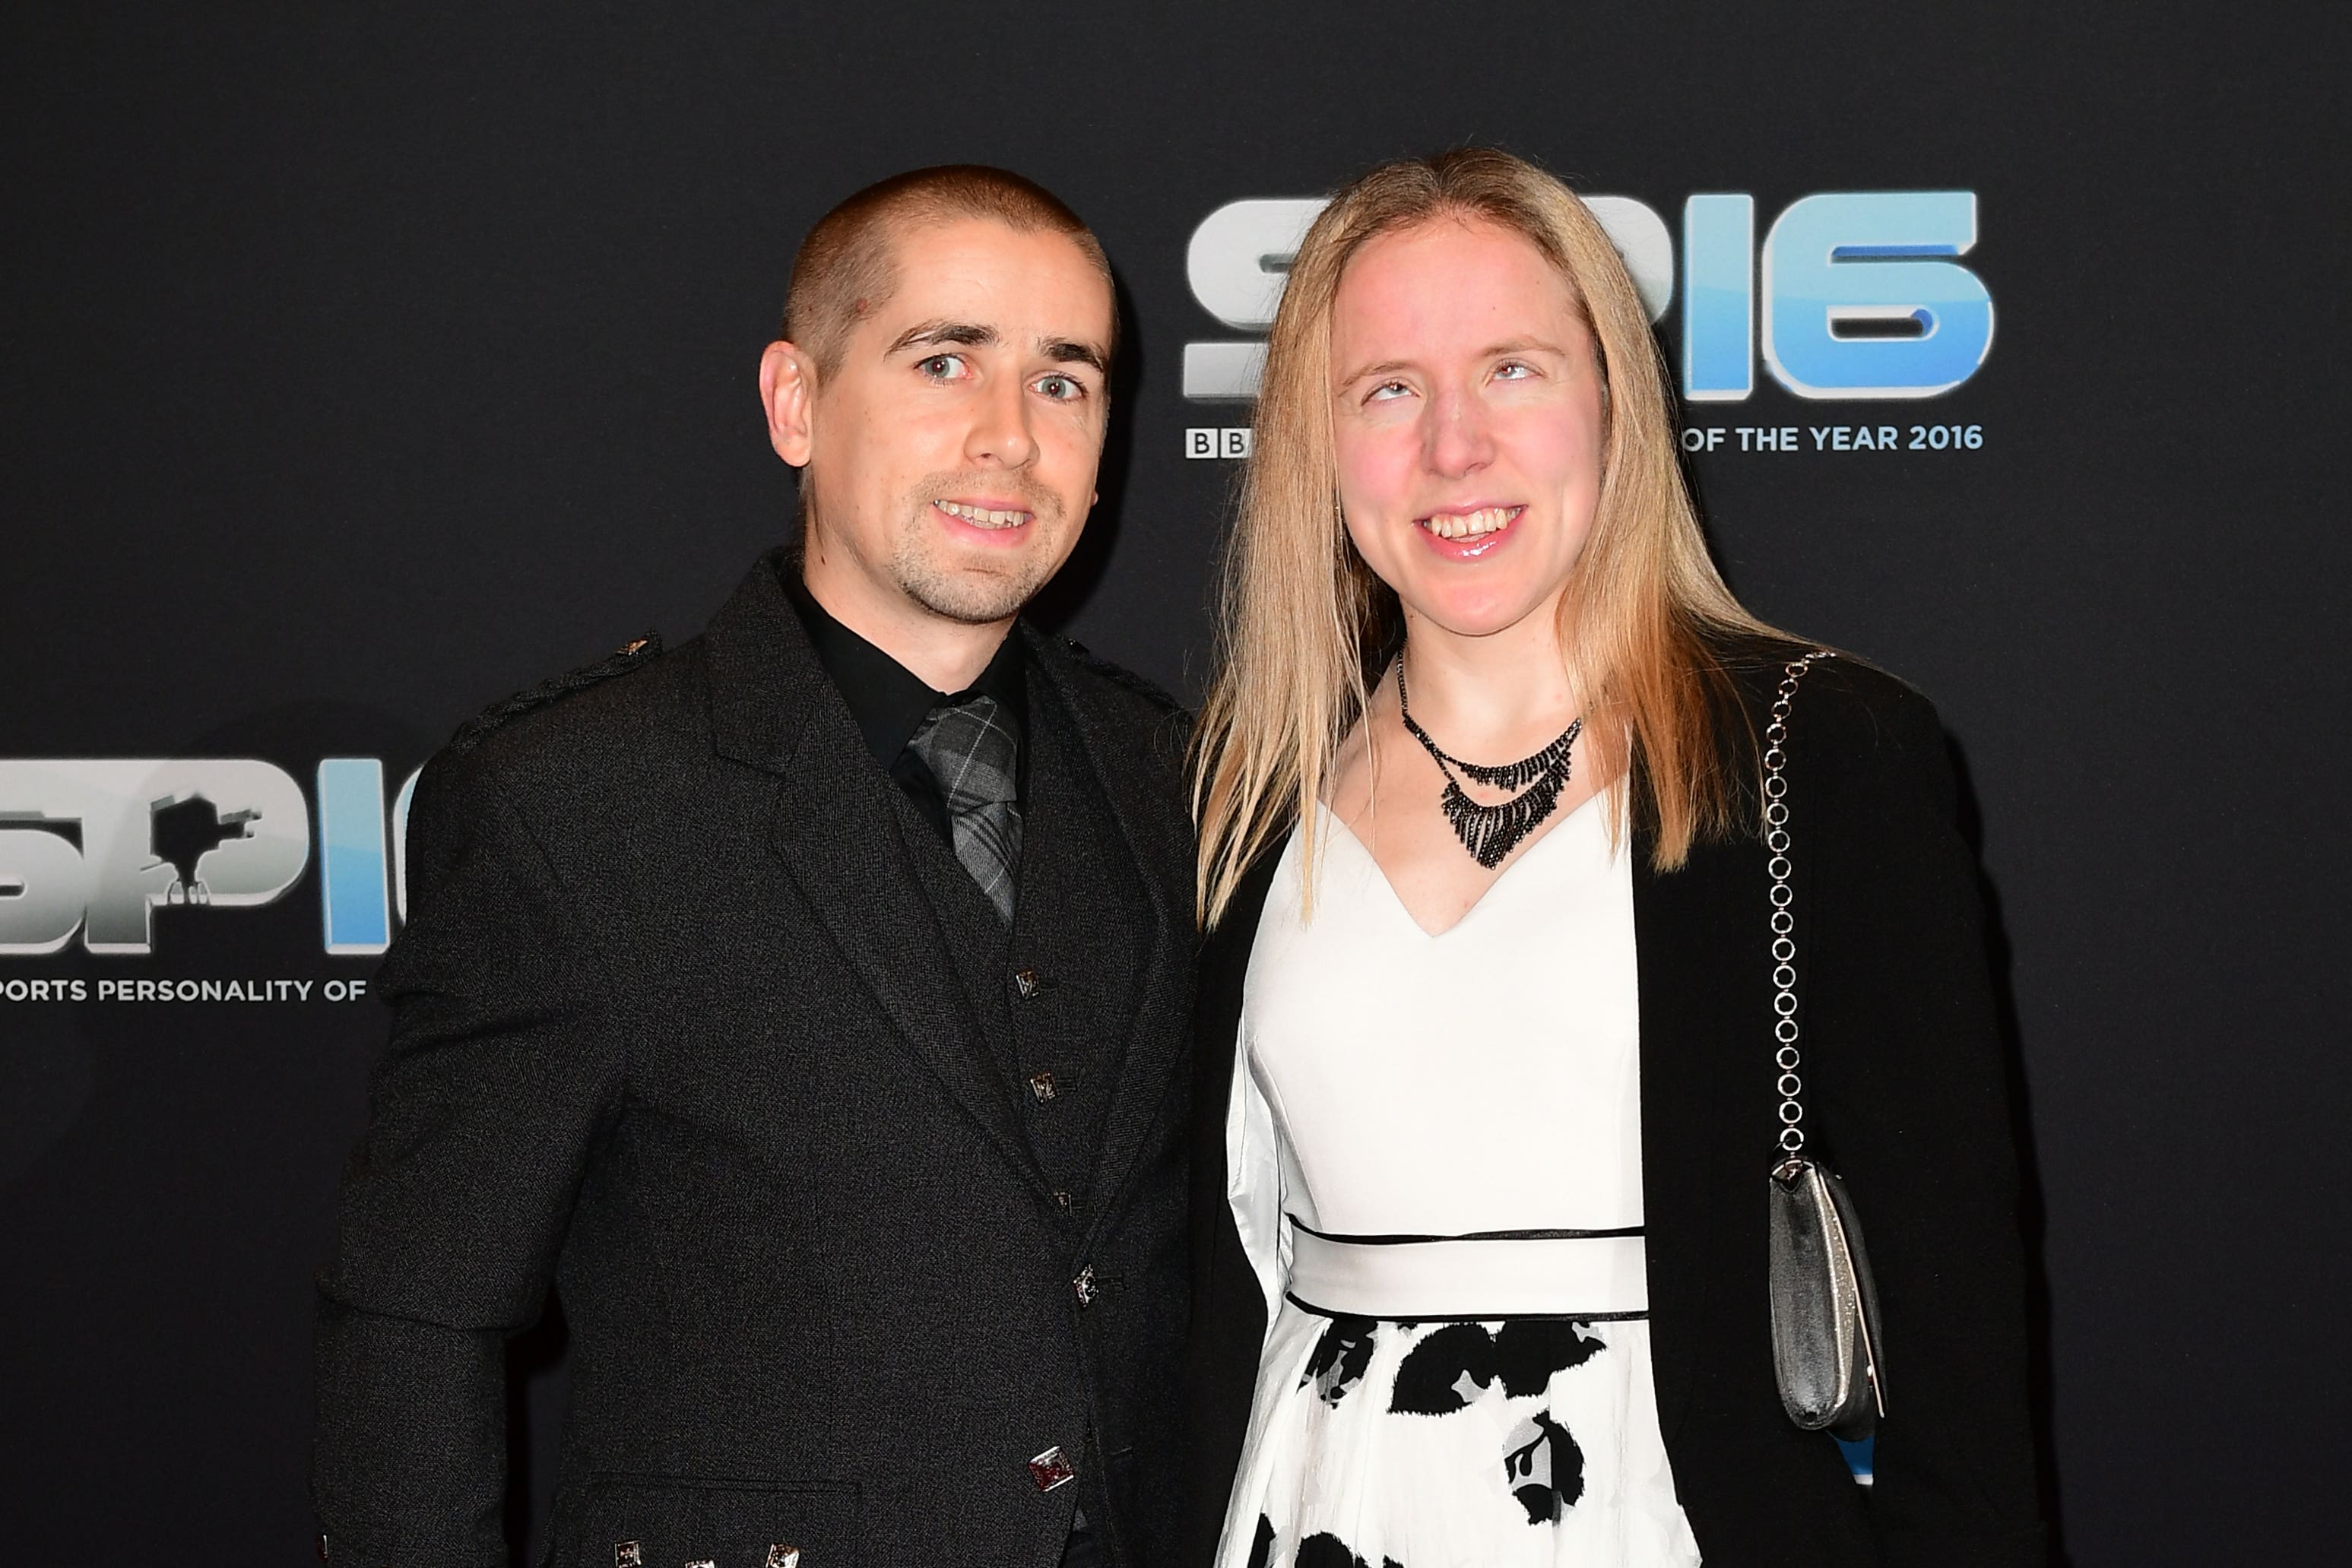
[1634,837,1702,1444]
[705,552,1048,1196]
[1019,629,1197,1230]
[1635,812,1777,1445]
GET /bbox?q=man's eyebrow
[886,320,1107,376]
[1041,338,1109,375]
[886,319,999,355]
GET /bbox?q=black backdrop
[4,4,2345,1563]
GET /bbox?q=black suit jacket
[1184,647,2047,1566]
[314,551,1195,1568]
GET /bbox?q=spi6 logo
[1182,191,1992,404]
[0,758,419,957]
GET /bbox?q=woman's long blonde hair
[1191,147,1777,927]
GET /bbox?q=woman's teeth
[1418,506,1520,540]
[936,500,1030,528]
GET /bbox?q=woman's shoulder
[1707,627,1938,731]
[1702,629,1954,805]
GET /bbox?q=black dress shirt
[781,564,1028,848]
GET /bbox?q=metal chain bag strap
[1762,651,1888,1440]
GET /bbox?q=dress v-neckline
[1315,787,1609,939]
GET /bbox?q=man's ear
[759,341,817,467]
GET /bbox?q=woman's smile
[1415,502,1526,559]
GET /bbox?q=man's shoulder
[447,632,667,752]
[433,630,704,790]
[1037,631,1189,728]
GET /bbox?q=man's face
[787,219,1114,631]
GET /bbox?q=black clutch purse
[1759,651,1888,1440]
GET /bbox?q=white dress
[1215,795,1704,1568]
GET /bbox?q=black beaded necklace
[1395,656,1584,870]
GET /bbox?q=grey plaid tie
[905,693,1022,924]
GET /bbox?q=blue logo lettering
[1761,192,1993,400]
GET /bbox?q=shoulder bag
[1761,650,1888,1442]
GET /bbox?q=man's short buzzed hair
[783,165,1117,379]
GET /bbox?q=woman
[1184,150,2045,1567]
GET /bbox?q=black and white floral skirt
[1218,1303,1703,1568]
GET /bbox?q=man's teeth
[1418,506,1518,540]
[937,500,1031,528]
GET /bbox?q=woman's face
[1328,217,1606,641]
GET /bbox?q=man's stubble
[887,477,1076,626]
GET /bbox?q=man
[313,167,1193,1568]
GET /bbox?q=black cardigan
[1183,649,2047,1567]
